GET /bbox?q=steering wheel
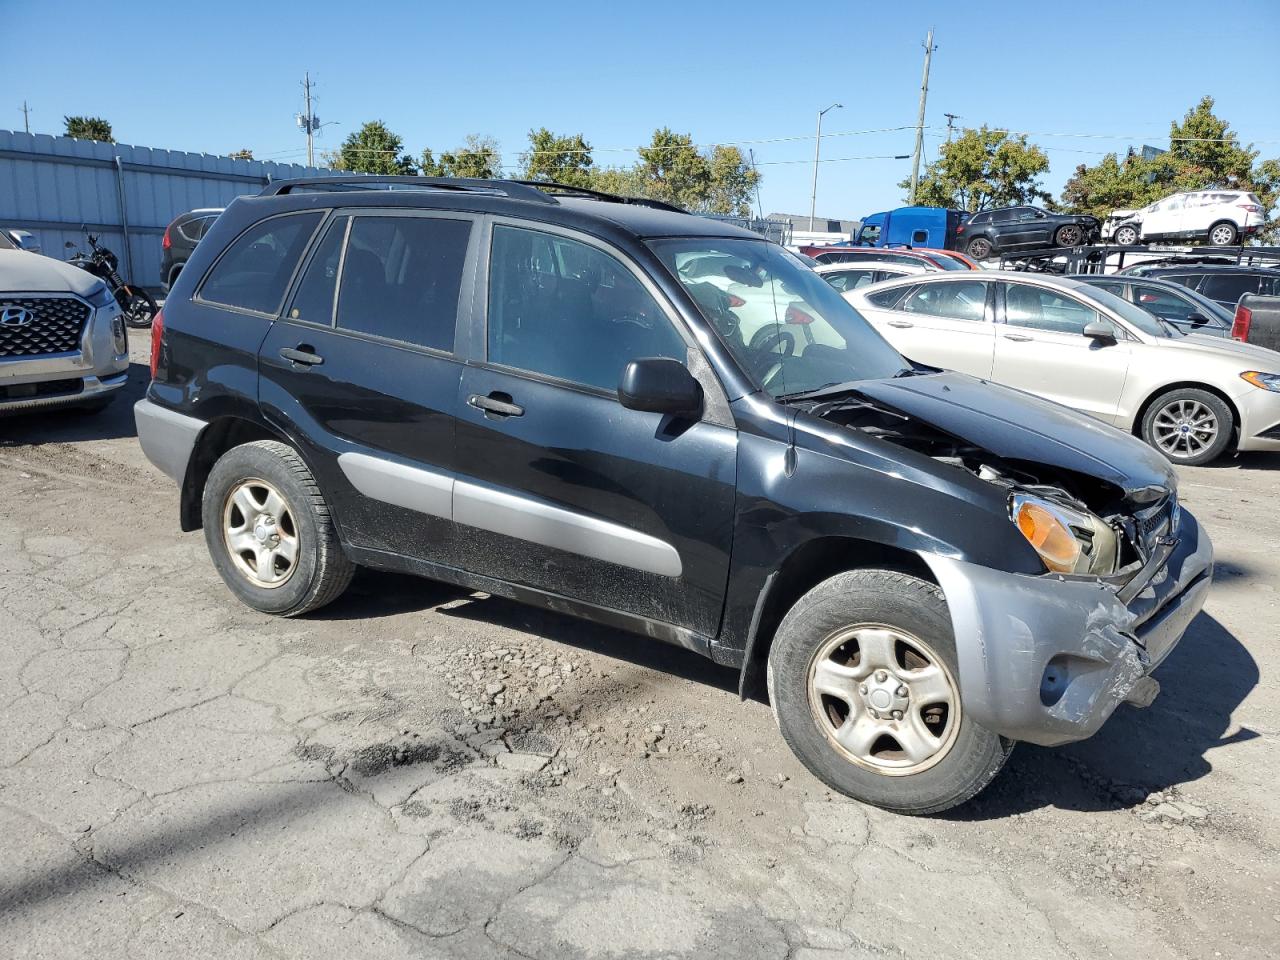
[747,326,795,379]
[608,311,655,331]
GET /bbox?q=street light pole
[809,102,842,231]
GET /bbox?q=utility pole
[944,113,960,143]
[296,73,320,167]
[748,148,764,221]
[809,102,842,231]
[19,100,31,134]
[908,28,936,206]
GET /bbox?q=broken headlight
[1009,492,1119,576]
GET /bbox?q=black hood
[853,372,1174,506]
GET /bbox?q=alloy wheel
[807,623,961,776]
[1209,224,1236,246]
[222,477,300,588]
[1152,399,1219,460]
[1058,225,1083,246]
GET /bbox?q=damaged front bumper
[920,509,1213,747]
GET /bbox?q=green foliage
[428,135,502,179]
[520,128,594,187]
[904,126,1050,211]
[63,116,113,142]
[331,121,417,175]
[1060,97,1280,237]
[227,148,254,161]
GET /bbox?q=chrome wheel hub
[223,478,299,589]
[1153,399,1217,458]
[807,624,960,776]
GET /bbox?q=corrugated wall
[0,130,345,288]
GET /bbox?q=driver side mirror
[1186,313,1210,326]
[1083,320,1118,344]
[618,358,702,419]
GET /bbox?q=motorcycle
[65,230,158,328]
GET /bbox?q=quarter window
[487,225,686,393]
[334,215,471,351]
[200,212,323,315]
[1198,274,1260,304]
[286,216,347,326]
[1004,284,1099,335]
[901,280,988,322]
[823,268,878,292]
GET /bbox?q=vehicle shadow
[313,568,741,695]
[0,362,148,445]
[949,611,1259,820]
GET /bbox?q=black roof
[1129,263,1280,275]
[253,176,760,242]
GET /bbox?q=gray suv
[0,239,131,414]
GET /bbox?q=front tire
[767,569,1012,815]
[1113,224,1139,246]
[1207,221,1238,246]
[121,286,158,328]
[1054,224,1085,247]
[1140,388,1234,465]
[202,440,354,616]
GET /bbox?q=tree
[227,148,254,161]
[1060,97,1280,238]
[704,145,759,216]
[904,126,1050,212]
[420,135,501,179]
[520,128,594,188]
[64,116,113,142]
[636,128,710,209]
[331,121,417,175]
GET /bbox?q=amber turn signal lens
[1014,501,1081,574]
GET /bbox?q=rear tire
[202,440,354,616]
[966,237,993,260]
[1140,388,1234,466]
[1207,221,1238,246]
[122,286,158,328]
[767,569,1012,815]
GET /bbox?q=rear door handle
[280,345,324,366]
[1002,333,1033,342]
[468,393,524,418]
[887,320,914,328]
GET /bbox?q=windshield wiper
[776,368,917,403]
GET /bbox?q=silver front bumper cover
[134,398,206,484]
[0,372,129,413]
[920,509,1213,747]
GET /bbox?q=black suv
[160,207,223,291]
[956,206,1099,260]
[135,176,1212,814]
[1115,263,1280,310]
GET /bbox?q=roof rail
[506,179,686,214]
[259,175,557,204]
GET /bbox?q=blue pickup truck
[855,206,968,250]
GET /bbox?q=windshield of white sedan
[650,239,909,397]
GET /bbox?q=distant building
[768,212,862,236]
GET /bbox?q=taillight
[1231,305,1252,342]
[727,294,746,308]
[785,304,816,325]
[956,224,966,234]
[149,308,164,377]
[162,225,171,250]
[1237,203,1262,213]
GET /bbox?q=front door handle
[887,320,914,328]
[468,393,524,418]
[1002,333,1033,342]
[280,345,324,366]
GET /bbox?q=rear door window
[901,280,988,321]
[1133,283,1196,321]
[199,212,323,315]
[286,216,347,327]
[1199,273,1261,304]
[334,215,472,352]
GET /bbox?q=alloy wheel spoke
[273,534,298,566]
[231,485,260,520]
[903,663,952,706]
[262,488,288,521]
[833,714,883,760]
[227,529,259,556]
[897,710,943,763]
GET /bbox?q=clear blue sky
[7,0,1279,219]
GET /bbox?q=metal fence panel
[0,129,345,288]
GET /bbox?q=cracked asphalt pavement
[2,333,1278,959]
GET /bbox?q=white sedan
[845,271,1280,465]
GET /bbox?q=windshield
[927,253,967,271]
[650,238,909,397]
[0,230,16,251]
[1084,284,1172,338]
